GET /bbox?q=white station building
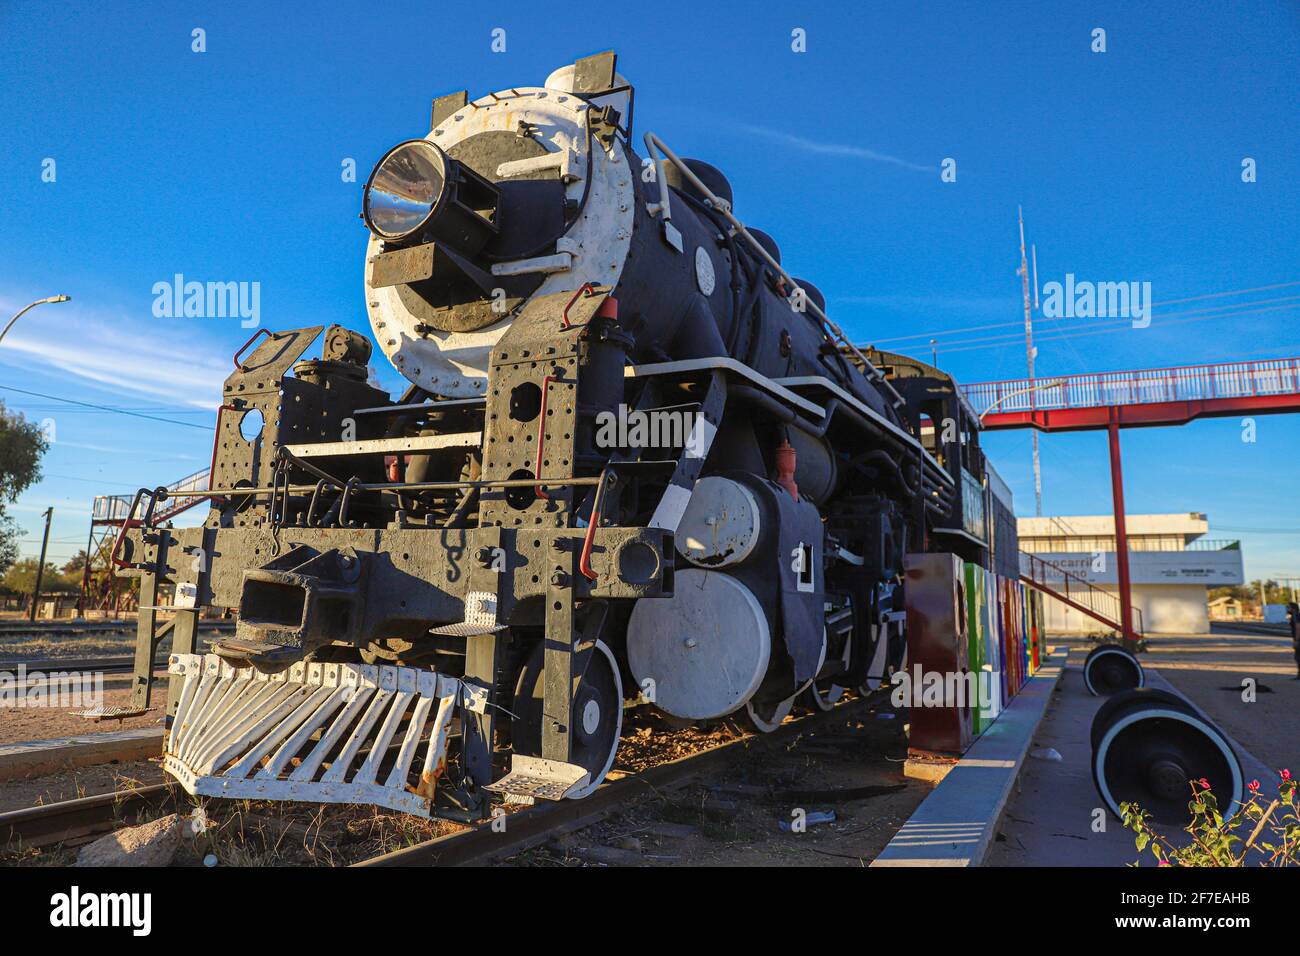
[1017,513,1244,635]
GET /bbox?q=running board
[163,654,458,817]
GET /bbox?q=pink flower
[1158,859,1170,866]
[1248,779,1260,792]
[1198,778,1211,789]
[1282,769,1292,782]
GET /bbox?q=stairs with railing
[1019,550,1144,638]
[93,467,212,526]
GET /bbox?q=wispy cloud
[739,125,935,173]
[0,299,229,409]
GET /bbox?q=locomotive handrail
[108,486,168,570]
[202,475,605,497]
[641,130,908,412]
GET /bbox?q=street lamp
[978,378,1066,422]
[0,295,71,345]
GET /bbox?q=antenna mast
[1017,206,1043,516]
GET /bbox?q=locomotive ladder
[1018,551,1144,639]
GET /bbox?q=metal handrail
[94,467,213,524]
[962,357,1300,417]
[641,130,906,411]
[1020,537,1241,553]
[1019,550,1144,637]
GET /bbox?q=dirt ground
[2,621,929,866]
[0,671,167,743]
[0,759,165,813]
[509,696,929,867]
[1141,626,1300,775]
[0,630,141,661]
[2,692,928,867]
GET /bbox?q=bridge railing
[92,467,212,525]
[963,358,1300,418]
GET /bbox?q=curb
[0,728,163,782]
[871,648,1067,867]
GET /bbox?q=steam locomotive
[118,51,1015,819]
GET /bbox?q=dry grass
[0,631,155,660]
[179,797,467,866]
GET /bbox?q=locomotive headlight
[363,139,448,242]
[362,138,500,255]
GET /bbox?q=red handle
[535,375,554,499]
[233,328,271,370]
[560,282,597,329]
[579,504,600,581]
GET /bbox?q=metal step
[76,705,151,722]
[163,653,459,817]
[483,754,591,802]
[428,591,507,638]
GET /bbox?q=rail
[641,129,907,411]
[963,357,1300,418]
[1019,537,1241,554]
[1019,551,1144,637]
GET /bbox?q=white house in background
[1017,513,1245,635]
[1208,595,1245,620]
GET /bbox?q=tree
[1209,585,1254,602]
[0,401,48,577]
[1,558,78,595]
[62,550,88,576]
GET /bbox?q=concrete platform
[0,727,163,781]
[872,649,1067,867]
[985,650,1274,867]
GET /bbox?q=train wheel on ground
[511,639,624,799]
[1090,688,1243,825]
[1083,643,1145,696]
[1089,687,1187,750]
[743,693,796,733]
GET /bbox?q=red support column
[1107,412,1136,643]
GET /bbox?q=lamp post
[978,379,1066,423]
[1,295,71,345]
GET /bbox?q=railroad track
[0,656,141,675]
[357,691,882,867]
[0,783,176,851]
[0,621,234,637]
[1212,621,1291,637]
[0,691,885,864]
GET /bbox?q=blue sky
[1,0,1297,581]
